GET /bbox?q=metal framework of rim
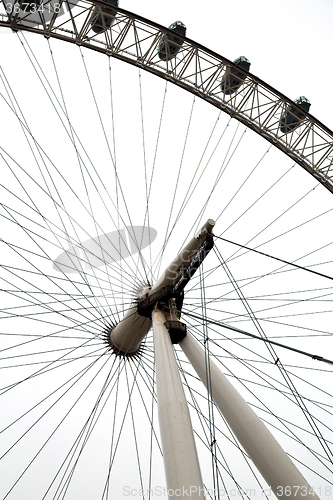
[1,1,333,193]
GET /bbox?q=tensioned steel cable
[80,47,151,301]
[159,112,232,259]
[175,349,259,500]
[182,210,333,340]
[107,56,123,323]
[182,314,331,456]
[126,351,161,454]
[182,314,333,454]
[16,34,150,291]
[101,356,122,500]
[214,234,333,283]
[79,45,151,286]
[0,344,109,434]
[138,67,154,284]
[176,122,246,255]
[0,335,101,396]
[209,236,333,321]
[182,320,333,474]
[182,309,333,366]
[184,215,333,315]
[49,41,115,322]
[8,39,114,324]
[151,109,231,279]
[0,262,105,341]
[124,361,146,496]
[44,356,124,500]
[152,114,246,285]
[155,94,197,281]
[182,336,333,465]
[183,313,333,415]
[199,264,220,499]
[192,125,247,237]
[2,350,113,499]
[182,311,333,374]
[0,187,140,293]
[0,88,115,328]
[223,199,333,270]
[173,113,228,221]
[59,360,128,498]
[175,346,272,499]
[144,79,168,287]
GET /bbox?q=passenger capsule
[279,96,311,134]
[158,21,186,61]
[220,56,251,95]
[91,0,118,34]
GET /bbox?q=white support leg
[179,331,320,500]
[152,309,205,499]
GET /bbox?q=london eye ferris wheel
[0,1,333,498]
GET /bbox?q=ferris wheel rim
[1,2,333,193]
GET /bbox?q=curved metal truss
[1,0,333,192]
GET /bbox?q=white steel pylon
[152,309,205,499]
[179,331,320,500]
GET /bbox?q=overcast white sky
[0,1,333,499]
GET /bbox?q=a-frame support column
[152,309,205,499]
[179,331,320,500]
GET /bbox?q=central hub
[105,219,215,357]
